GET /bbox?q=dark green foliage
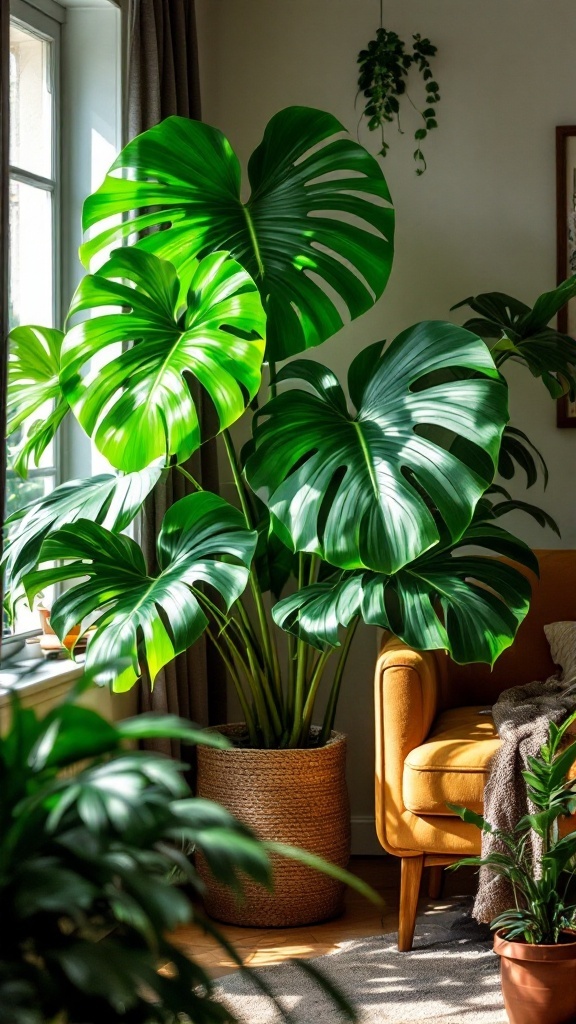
[452,277,576,400]
[452,279,576,497]
[3,107,564,754]
[497,426,549,490]
[0,695,275,1023]
[271,521,536,666]
[357,28,440,173]
[449,712,576,944]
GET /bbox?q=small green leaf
[446,804,493,832]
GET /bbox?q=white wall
[196,0,576,849]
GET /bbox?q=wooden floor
[173,856,477,979]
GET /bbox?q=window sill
[0,655,138,721]
[0,655,84,710]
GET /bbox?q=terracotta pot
[494,928,576,1024]
[196,725,350,927]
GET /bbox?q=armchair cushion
[403,706,500,815]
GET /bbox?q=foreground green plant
[3,106,569,750]
[0,691,374,1024]
[449,712,576,944]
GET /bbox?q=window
[6,0,60,631]
[5,0,122,637]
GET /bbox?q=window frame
[5,0,122,646]
[7,0,62,638]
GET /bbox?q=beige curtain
[127,0,227,754]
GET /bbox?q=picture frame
[556,125,576,427]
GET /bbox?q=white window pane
[10,21,53,178]
[9,178,54,329]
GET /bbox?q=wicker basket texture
[196,725,350,927]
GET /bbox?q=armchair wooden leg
[398,855,424,952]
[427,865,443,900]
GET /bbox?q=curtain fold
[127,0,202,135]
[127,0,227,754]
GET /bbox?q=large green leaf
[272,523,536,665]
[245,323,508,574]
[61,248,265,472]
[2,467,162,593]
[453,278,576,398]
[23,492,257,692]
[79,107,394,362]
[7,326,70,477]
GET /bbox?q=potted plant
[0,687,375,1023]
[449,713,576,1024]
[1,106,566,926]
[0,690,282,1022]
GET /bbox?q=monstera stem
[197,590,277,745]
[205,625,259,746]
[175,464,204,491]
[288,554,309,747]
[319,617,359,745]
[222,429,284,733]
[297,649,333,746]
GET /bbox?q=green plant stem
[175,464,203,491]
[299,649,333,744]
[269,360,277,400]
[308,554,320,586]
[234,598,266,668]
[196,591,276,744]
[222,430,283,713]
[288,554,309,748]
[320,617,359,745]
[206,626,259,746]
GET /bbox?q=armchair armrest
[374,638,445,854]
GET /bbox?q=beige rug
[216,902,507,1024]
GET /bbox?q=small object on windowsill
[34,608,93,658]
[38,632,89,659]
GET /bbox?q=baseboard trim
[351,815,385,856]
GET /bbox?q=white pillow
[544,621,576,684]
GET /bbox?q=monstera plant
[3,105,551,751]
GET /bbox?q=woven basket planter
[196,725,350,927]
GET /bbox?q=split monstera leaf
[3,105,547,718]
[18,320,522,689]
[80,107,395,362]
[23,493,257,692]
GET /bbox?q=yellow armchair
[374,550,576,951]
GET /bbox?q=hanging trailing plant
[357,18,440,174]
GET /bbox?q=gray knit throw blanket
[473,676,576,924]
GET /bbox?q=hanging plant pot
[196,725,350,927]
[494,929,576,1024]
